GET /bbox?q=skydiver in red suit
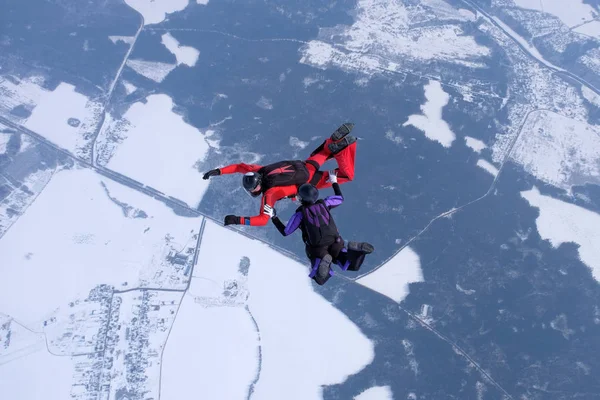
[202,123,358,227]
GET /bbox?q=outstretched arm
[223,186,297,227]
[203,163,262,180]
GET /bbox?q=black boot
[328,135,357,155]
[347,241,374,254]
[314,254,333,285]
[331,123,354,141]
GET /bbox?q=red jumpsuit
[219,138,356,226]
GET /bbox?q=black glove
[224,215,241,226]
[203,168,221,180]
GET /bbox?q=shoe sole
[331,123,354,141]
[317,254,333,280]
[328,135,357,154]
[348,241,374,254]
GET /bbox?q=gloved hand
[263,204,276,218]
[203,168,221,180]
[327,170,338,184]
[224,215,241,226]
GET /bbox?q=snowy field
[513,0,598,28]
[510,110,600,191]
[403,80,456,148]
[0,166,202,324]
[476,159,499,177]
[0,342,75,399]
[98,94,214,207]
[300,0,490,75]
[108,36,134,45]
[0,166,56,238]
[161,33,200,67]
[355,247,423,303]
[354,385,394,400]
[125,59,177,83]
[124,0,189,25]
[161,220,374,400]
[522,186,600,282]
[0,132,10,154]
[0,78,102,159]
[465,136,487,153]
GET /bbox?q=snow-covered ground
[513,0,598,28]
[476,159,499,177]
[356,247,423,303]
[582,86,600,108]
[465,136,487,153]
[109,35,134,45]
[124,0,190,25]
[0,132,10,154]
[125,59,177,83]
[0,166,202,324]
[521,186,600,282]
[24,83,102,158]
[573,21,600,40]
[403,80,455,148]
[354,385,394,400]
[0,166,56,238]
[0,343,75,399]
[99,94,213,207]
[122,80,137,95]
[161,220,375,400]
[510,110,600,191]
[0,78,102,159]
[161,33,200,67]
[299,0,490,74]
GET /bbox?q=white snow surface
[465,136,487,153]
[476,159,499,177]
[403,80,455,147]
[126,59,177,83]
[0,167,202,323]
[356,246,423,303]
[574,21,600,40]
[124,0,189,25]
[582,86,600,107]
[513,0,597,28]
[104,94,212,207]
[197,0,210,5]
[510,110,600,191]
[161,221,375,400]
[122,80,137,95]
[580,48,600,75]
[24,82,102,157]
[354,385,394,400]
[161,302,258,400]
[0,132,10,154]
[299,0,490,74]
[161,33,200,67]
[0,77,102,158]
[0,346,74,399]
[521,187,600,282]
[108,35,134,45]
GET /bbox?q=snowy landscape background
[1,0,600,399]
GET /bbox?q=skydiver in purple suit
[264,171,374,285]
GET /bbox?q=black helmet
[297,183,319,204]
[242,172,262,197]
